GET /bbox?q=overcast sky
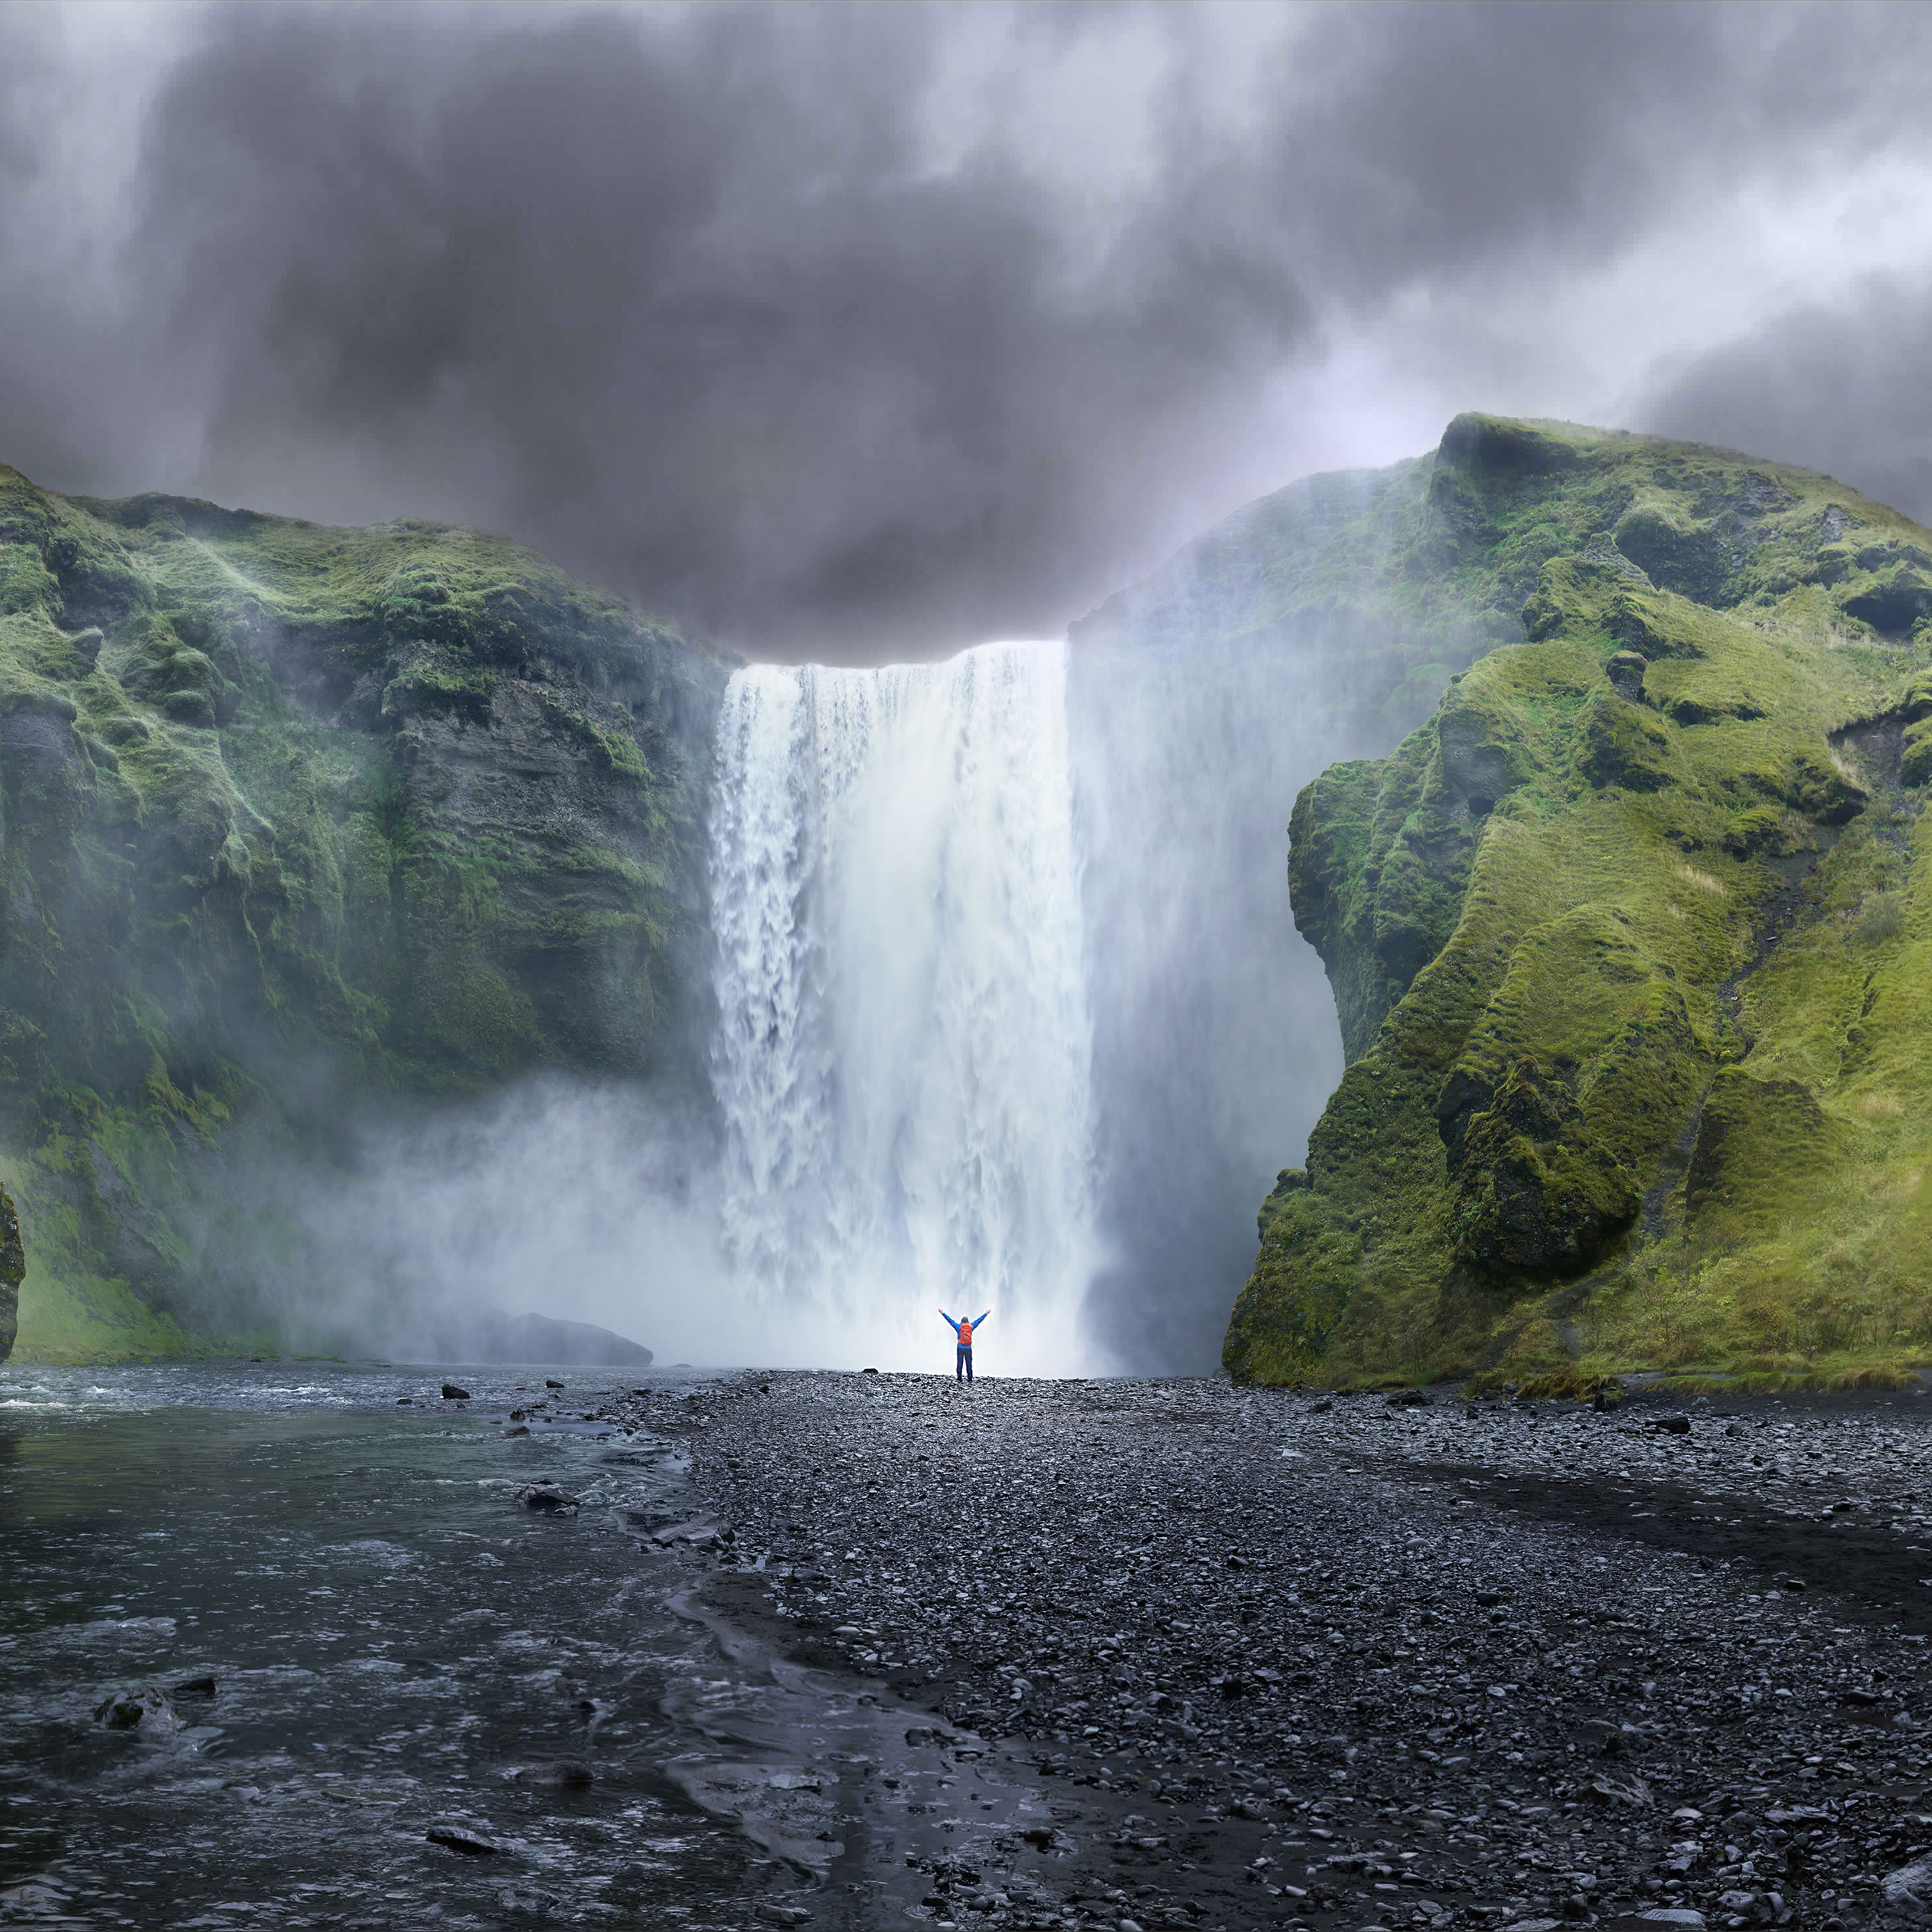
[4,1,1931,660]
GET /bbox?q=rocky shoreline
[560,1370,1932,1932]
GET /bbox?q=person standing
[939,1308,990,1382]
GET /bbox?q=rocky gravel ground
[560,1373,1932,1932]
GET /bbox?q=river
[0,1359,971,1929]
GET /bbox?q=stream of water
[0,1362,1045,1929]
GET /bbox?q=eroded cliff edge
[0,467,726,1359]
[1226,414,1932,1389]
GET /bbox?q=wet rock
[426,1819,503,1855]
[518,1484,579,1513]
[650,1518,720,1545]
[1886,1855,1932,1921]
[0,1180,24,1363]
[93,1688,178,1731]
[1588,1769,1654,1807]
[1652,1415,1692,1436]
[441,1384,470,1401]
[171,1675,217,1700]
[545,1379,565,1389]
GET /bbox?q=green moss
[0,462,728,1361]
[1229,414,1932,1387]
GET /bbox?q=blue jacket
[940,1310,990,1343]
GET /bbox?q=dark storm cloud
[1642,276,1932,527]
[3,2,1930,654]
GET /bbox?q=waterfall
[707,642,1100,1374]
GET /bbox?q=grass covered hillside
[1225,414,1932,1392]
[0,466,725,1361]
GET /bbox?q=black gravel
[571,1373,1932,1932]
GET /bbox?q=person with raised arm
[938,1308,990,1383]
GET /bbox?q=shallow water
[0,1359,839,1928]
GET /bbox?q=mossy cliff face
[1226,414,1932,1388]
[0,466,725,1361]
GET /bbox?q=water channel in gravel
[0,1363,1049,1929]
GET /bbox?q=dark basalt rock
[0,1183,22,1362]
[1604,650,1649,703]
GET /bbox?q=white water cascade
[707,641,1100,1374]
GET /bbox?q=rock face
[0,1181,22,1357]
[1227,413,1932,1388]
[0,466,726,1361]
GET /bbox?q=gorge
[4,413,1932,1391]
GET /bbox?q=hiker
[939,1308,990,1382]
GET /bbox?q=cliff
[1226,415,1932,1390]
[0,465,726,1360]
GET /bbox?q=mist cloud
[1640,274,1932,527]
[4,2,1932,657]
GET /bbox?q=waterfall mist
[1068,633,1348,1375]
[188,618,1414,1380]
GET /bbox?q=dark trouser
[956,1344,973,1382]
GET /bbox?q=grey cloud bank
[5,1,1932,659]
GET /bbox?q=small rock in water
[545,1378,565,1389]
[520,1759,596,1789]
[426,1819,503,1855]
[649,1518,720,1545]
[93,1689,178,1731]
[396,1396,413,1405]
[519,1484,579,1513]
[441,1384,470,1401]
[505,1425,530,1438]
[171,1675,217,1700]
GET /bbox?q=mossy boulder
[1574,686,1676,791]
[1447,1057,1639,1276]
[1903,714,1932,788]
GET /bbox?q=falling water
[707,642,1099,1373]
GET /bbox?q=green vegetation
[0,467,726,1361]
[1225,414,1932,1389]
